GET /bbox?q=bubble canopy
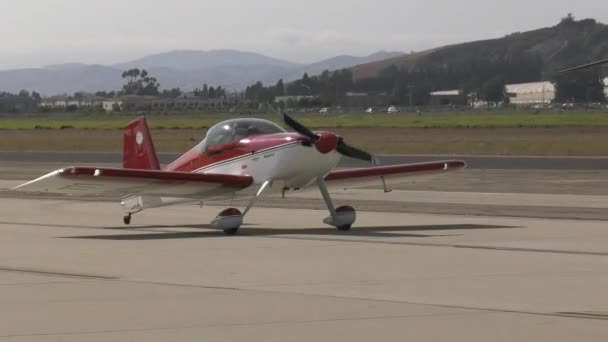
[201,118,286,152]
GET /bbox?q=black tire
[223,227,239,235]
[123,215,131,225]
[337,225,351,231]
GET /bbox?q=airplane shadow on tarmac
[63,224,521,241]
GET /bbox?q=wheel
[323,205,356,230]
[337,224,351,232]
[223,227,240,235]
[123,214,131,225]
[212,208,243,235]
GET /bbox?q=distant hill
[284,51,403,81]
[113,49,300,70]
[351,49,440,79]
[0,65,125,95]
[0,49,402,95]
[351,18,608,81]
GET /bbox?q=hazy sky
[1,0,606,69]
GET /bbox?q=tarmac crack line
[0,266,119,280]
[0,281,88,287]
[263,235,608,256]
[118,278,608,322]
[0,311,493,338]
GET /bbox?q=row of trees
[0,68,235,113]
[242,59,605,107]
[121,69,160,96]
[244,70,359,106]
[121,68,230,99]
[0,91,42,113]
[555,70,606,103]
[193,84,228,99]
[241,16,607,106]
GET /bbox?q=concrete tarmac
[1,191,608,340]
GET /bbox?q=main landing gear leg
[212,181,271,235]
[316,178,356,231]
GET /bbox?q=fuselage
[166,132,342,190]
[122,118,344,210]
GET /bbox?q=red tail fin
[123,116,160,170]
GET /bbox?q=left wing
[10,166,253,200]
[324,160,465,190]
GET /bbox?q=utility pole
[408,85,415,108]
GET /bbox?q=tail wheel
[123,214,132,225]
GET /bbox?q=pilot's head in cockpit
[234,122,262,140]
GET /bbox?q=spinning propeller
[282,113,374,163]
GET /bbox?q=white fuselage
[123,143,342,211]
[200,142,342,191]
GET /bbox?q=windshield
[201,118,286,152]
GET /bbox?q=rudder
[123,116,160,170]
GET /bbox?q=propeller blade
[336,140,374,162]
[558,58,608,73]
[282,112,319,141]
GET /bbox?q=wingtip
[10,169,67,191]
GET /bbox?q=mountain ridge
[0,50,403,95]
[350,18,608,81]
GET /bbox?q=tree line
[243,16,607,106]
[0,90,41,113]
[242,58,605,107]
[120,68,227,99]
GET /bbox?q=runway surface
[1,197,608,341]
[2,151,608,169]
[1,163,608,341]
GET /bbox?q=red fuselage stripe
[166,133,310,173]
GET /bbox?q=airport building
[341,92,390,108]
[429,90,467,106]
[506,81,555,105]
[102,100,123,112]
[40,96,105,109]
[120,95,235,111]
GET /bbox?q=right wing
[324,160,465,190]
[10,167,253,200]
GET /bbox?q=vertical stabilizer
[123,116,160,170]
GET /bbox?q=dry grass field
[2,127,608,155]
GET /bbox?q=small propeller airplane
[11,57,607,235]
[11,114,466,235]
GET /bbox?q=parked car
[365,107,374,113]
[319,107,329,114]
[561,103,574,109]
[387,106,399,114]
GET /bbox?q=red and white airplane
[12,114,465,234]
